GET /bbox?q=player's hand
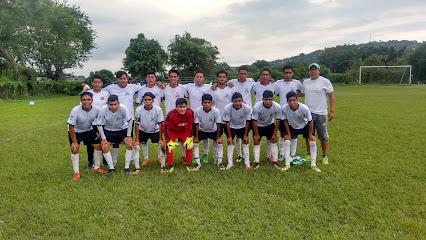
[193,137,199,143]
[328,112,334,121]
[211,84,218,90]
[167,140,177,152]
[184,137,194,149]
[158,140,165,149]
[217,137,223,145]
[284,134,291,141]
[253,134,260,144]
[308,135,316,142]
[124,136,132,145]
[270,78,275,83]
[227,82,234,88]
[160,83,168,89]
[227,136,233,145]
[243,136,249,144]
[71,142,79,154]
[133,140,140,148]
[270,134,277,143]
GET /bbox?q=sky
[66,0,426,76]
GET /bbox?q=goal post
[358,65,412,84]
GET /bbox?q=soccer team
[67,63,335,181]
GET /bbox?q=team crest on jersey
[245,89,249,94]
[100,96,105,100]
[178,123,187,126]
[125,91,130,96]
[225,93,229,98]
[209,118,214,122]
[176,94,180,98]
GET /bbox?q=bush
[326,73,350,84]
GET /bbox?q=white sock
[243,144,250,166]
[235,137,242,157]
[94,150,102,169]
[212,141,218,161]
[266,140,271,157]
[217,143,223,164]
[103,152,114,170]
[112,147,119,166]
[203,139,209,155]
[254,144,260,163]
[142,143,149,160]
[309,141,317,166]
[158,145,165,168]
[291,139,297,156]
[133,145,140,169]
[180,142,186,157]
[227,144,235,165]
[284,140,291,166]
[279,138,285,157]
[124,149,132,169]
[71,153,79,173]
[193,143,200,165]
[271,142,278,162]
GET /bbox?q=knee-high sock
[193,143,201,165]
[185,146,192,164]
[227,144,235,165]
[284,140,291,166]
[271,142,278,162]
[87,144,94,166]
[212,141,218,161]
[266,140,271,157]
[124,149,133,169]
[112,147,119,166]
[133,145,140,169]
[94,150,103,169]
[142,143,149,160]
[254,144,261,163]
[158,145,165,168]
[180,142,186,157]
[279,138,285,156]
[309,141,317,166]
[216,143,223,164]
[71,153,79,173]
[235,137,242,157]
[203,139,209,154]
[103,152,114,170]
[243,144,250,166]
[291,139,297,156]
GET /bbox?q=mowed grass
[0,85,425,239]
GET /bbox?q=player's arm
[134,123,140,147]
[124,119,133,147]
[283,120,291,140]
[194,123,200,143]
[271,119,280,142]
[216,123,223,144]
[328,91,335,121]
[226,122,233,145]
[308,120,316,142]
[68,125,79,153]
[252,120,260,143]
[158,122,164,148]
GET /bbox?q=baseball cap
[309,63,320,69]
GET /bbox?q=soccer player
[135,71,164,107]
[193,94,223,171]
[163,69,188,114]
[274,65,304,161]
[302,63,335,164]
[222,92,252,170]
[96,95,135,176]
[252,90,282,170]
[163,98,195,173]
[67,92,104,181]
[134,92,165,172]
[281,91,321,172]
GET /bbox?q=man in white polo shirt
[135,70,164,108]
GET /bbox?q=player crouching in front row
[281,91,321,172]
[97,95,135,176]
[163,98,195,173]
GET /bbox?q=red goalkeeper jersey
[164,109,194,140]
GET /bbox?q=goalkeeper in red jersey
[163,98,195,173]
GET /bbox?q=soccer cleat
[132,169,141,175]
[185,164,191,172]
[72,172,81,181]
[167,165,174,173]
[268,156,273,162]
[105,169,116,177]
[226,163,234,170]
[244,163,251,170]
[305,154,311,162]
[217,163,225,170]
[253,162,260,170]
[157,158,161,163]
[236,156,243,163]
[85,165,93,170]
[192,164,201,171]
[281,164,290,171]
[202,153,208,163]
[311,165,321,172]
[273,162,281,170]
[160,167,166,174]
[322,156,329,165]
[92,167,107,174]
[142,159,150,166]
[124,168,131,174]
[278,155,285,162]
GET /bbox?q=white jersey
[281,103,312,129]
[252,101,282,127]
[194,106,221,133]
[67,105,100,133]
[97,104,132,131]
[163,84,188,114]
[185,83,212,111]
[134,105,164,133]
[88,89,110,108]
[274,79,303,106]
[135,85,164,107]
[228,78,255,107]
[211,86,236,121]
[222,103,252,129]
[103,84,141,118]
[302,76,333,115]
[83,84,91,91]
[251,82,276,104]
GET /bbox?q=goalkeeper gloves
[184,137,194,150]
[167,140,177,153]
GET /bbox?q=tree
[86,69,115,85]
[409,42,426,81]
[123,33,167,80]
[168,32,219,77]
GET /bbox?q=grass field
[0,85,425,239]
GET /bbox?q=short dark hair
[143,92,155,99]
[169,69,180,76]
[263,90,274,98]
[80,92,93,99]
[260,68,271,75]
[175,98,187,106]
[115,71,128,79]
[92,74,103,82]
[194,70,204,76]
[232,92,243,100]
[238,65,249,72]
[283,65,293,72]
[286,91,298,100]
[216,69,227,77]
[108,95,119,103]
[145,71,155,77]
[202,94,213,102]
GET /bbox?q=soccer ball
[29,101,35,106]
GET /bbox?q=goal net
[358,65,412,84]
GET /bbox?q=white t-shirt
[302,76,333,115]
[67,105,100,133]
[251,82,276,104]
[163,84,188,114]
[88,89,110,108]
[104,84,142,118]
[185,83,212,111]
[228,78,255,107]
[252,101,282,127]
[97,104,132,131]
[194,106,221,133]
[83,85,91,91]
[135,85,164,107]
[222,103,252,129]
[134,105,164,133]
[274,79,303,106]
[281,103,312,129]
[211,86,236,121]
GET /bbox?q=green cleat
[185,164,191,172]
[322,156,329,165]
[311,165,321,172]
[281,164,290,171]
[166,165,174,173]
[278,155,285,162]
[305,154,311,162]
[202,154,208,163]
